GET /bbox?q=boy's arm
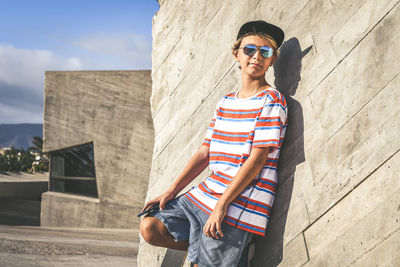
[142,144,210,211]
[203,146,270,239]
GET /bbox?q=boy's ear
[232,50,239,61]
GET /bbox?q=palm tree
[28,136,43,157]
[28,136,48,172]
[0,154,7,171]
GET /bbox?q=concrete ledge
[41,192,100,228]
[41,192,141,229]
[0,172,48,200]
[0,182,48,201]
[0,199,41,226]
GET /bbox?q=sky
[0,0,159,124]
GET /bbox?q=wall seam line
[197,3,224,36]
[287,0,312,28]
[303,147,400,233]
[303,231,310,263]
[152,74,188,118]
[153,35,184,74]
[154,62,236,161]
[346,227,400,267]
[327,70,400,141]
[152,3,225,117]
[307,0,400,97]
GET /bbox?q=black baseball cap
[237,20,285,48]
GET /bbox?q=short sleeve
[253,92,288,150]
[202,98,224,146]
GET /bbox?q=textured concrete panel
[351,228,400,266]
[254,0,311,30]
[152,1,223,72]
[41,192,143,228]
[331,0,398,60]
[151,1,224,113]
[279,233,309,267]
[42,70,153,228]
[304,150,400,266]
[137,241,168,267]
[280,0,393,99]
[309,2,400,144]
[305,59,400,223]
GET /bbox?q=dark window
[49,142,98,198]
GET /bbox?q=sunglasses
[239,44,274,58]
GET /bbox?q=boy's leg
[140,216,189,251]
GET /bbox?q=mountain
[0,124,43,150]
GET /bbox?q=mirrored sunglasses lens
[260,47,273,58]
[243,45,256,56]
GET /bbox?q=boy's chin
[244,69,268,78]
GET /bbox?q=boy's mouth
[249,63,262,67]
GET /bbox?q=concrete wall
[139,0,400,266]
[41,70,154,229]
[0,172,48,201]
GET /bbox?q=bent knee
[140,217,161,245]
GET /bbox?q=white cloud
[0,31,152,124]
[0,43,83,91]
[76,33,151,69]
[0,43,84,123]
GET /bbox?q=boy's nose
[252,49,263,60]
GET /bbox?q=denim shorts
[150,195,252,267]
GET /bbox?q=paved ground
[0,172,48,182]
[0,225,140,267]
[0,172,140,267]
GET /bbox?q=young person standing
[140,20,287,267]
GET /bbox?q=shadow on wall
[251,38,311,267]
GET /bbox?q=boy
[140,20,287,267]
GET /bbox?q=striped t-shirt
[185,87,288,236]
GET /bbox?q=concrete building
[41,70,154,229]
[138,0,400,266]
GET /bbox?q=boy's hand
[203,203,227,239]
[142,189,176,212]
